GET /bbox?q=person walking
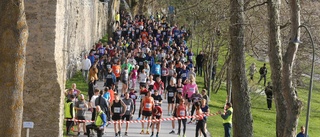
[220,103,233,137]
[82,55,92,82]
[265,82,273,110]
[86,105,107,137]
[296,126,308,137]
[65,95,75,136]
[122,92,134,136]
[248,63,257,81]
[258,63,267,86]
[75,94,88,136]
[193,102,207,137]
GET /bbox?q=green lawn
[198,52,320,137]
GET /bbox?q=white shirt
[90,95,99,108]
[82,58,91,70]
[139,73,147,83]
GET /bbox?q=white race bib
[162,70,166,74]
[126,105,131,111]
[130,95,136,99]
[145,103,151,108]
[107,75,112,78]
[116,70,120,73]
[168,92,174,97]
[114,107,121,113]
[107,65,111,68]
[180,110,185,116]
[181,73,186,77]
[189,88,195,92]
[139,62,144,65]
[177,89,182,92]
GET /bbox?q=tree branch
[245,1,267,11]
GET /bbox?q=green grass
[198,50,320,137]
[63,72,88,136]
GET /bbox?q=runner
[109,94,127,137]
[177,98,187,137]
[166,78,177,116]
[150,102,163,137]
[140,91,155,135]
[122,92,134,136]
[183,75,198,116]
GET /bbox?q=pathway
[76,80,211,137]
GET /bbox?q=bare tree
[229,0,253,136]
[268,0,302,136]
[0,0,28,137]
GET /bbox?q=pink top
[183,83,198,98]
[131,69,138,79]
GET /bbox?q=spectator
[220,103,233,137]
[248,63,257,81]
[64,95,75,136]
[258,63,268,86]
[82,55,91,81]
[296,126,308,137]
[265,82,273,110]
[86,105,106,137]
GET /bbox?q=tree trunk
[282,0,302,136]
[229,0,253,136]
[0,0,28,136]
[267,0,287,137]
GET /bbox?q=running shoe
[169,130,175,134]
[140,130,144,134]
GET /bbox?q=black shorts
[185,95,191,102]
[172,109,177,117]
[122,115,132,121]
[116,77,120,82]
[142,111,152,117]
[122,80,128,84]
[153,115,161,119]
[112,114,122,121]
[167,97,174,104]
[76,116,86,123]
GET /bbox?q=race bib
[177,89,182,92]
[145,103,151,108]
[156,68,160,72]
[189,88,195,92]
[139,62,144,65]
[189,56,192,60]
[181,73,186,77]
[130,95,136,99]
[168,92,174,97]
[154,100,159,104]
[107,65,111,68]
[162,70,167,74]
[116,70,120,73]
[107,75,112,78]
[126,105,131,111]
[180,110,185,116]
[114,107,121,113]
[79,104,84,108]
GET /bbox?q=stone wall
[22,0,118,136]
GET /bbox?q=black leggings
[190,104,196,120]
[196,120,207,137]
[178,119,187,135]
[65,119,74,134]
[91,108,96,121]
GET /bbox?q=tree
[267,0,302,136]
[0,0,28,136]
[229,0,253,136]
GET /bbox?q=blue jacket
[151,64,161,75]
[145,55,154,68]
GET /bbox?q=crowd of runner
[64,11,211,137]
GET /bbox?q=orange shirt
[143,97,154,111]
[108,89,115,103]
[112,65,121,77]
[176,105,186,117]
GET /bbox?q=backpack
[259,67,266,75]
